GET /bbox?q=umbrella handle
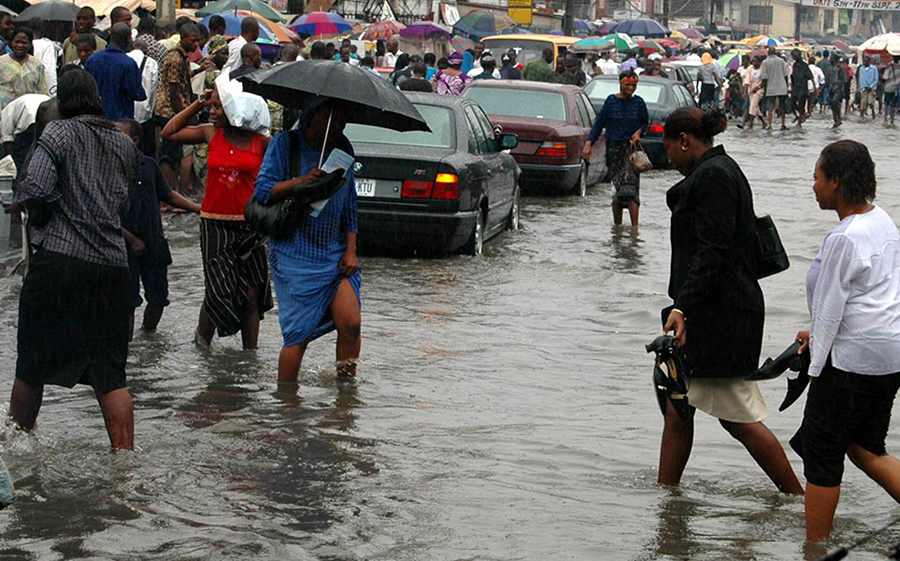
[319,106,332,169]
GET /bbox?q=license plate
[355,178,376,197]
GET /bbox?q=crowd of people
[2,8,900,548]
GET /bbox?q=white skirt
[685,377,771,424]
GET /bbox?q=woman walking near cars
[657,107,804,495]
[10,69,141,450]
[254,98,362,382]
[792,140,900,541]
[162,83,273,349]
[582,69,648,227]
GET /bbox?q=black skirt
[16,249,130,394]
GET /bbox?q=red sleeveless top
[201,129,266,220]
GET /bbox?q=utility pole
[158,0,176,25]
[709,0,715,28]
[662,0,669,27]
[564,0,575,36]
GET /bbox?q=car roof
[464,80,582,93]
[482,34,581,44]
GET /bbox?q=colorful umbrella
[400,21,452,40]
[290,11,353,38]
[637,38,664,53]
[569,36,617,54]
[719,51,742,70]
[612,18,669,39]
[756,36,781,47]
[675,27,704,40]
[743,34,767,46]
[599,32,637,52]
[363,20,405,41]
[451,35,475,52]
[452,10,520,41]
[197,0,285,23]
[657,38,679,52]
[199,12,286,42]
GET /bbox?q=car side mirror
[498,133,518,150]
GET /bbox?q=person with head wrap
[431,52,471,95]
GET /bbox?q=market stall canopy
[859,32,900,55]
[612,18,669,39]
[23,0,154,18]
[197,0,286,23]
[569,36,616,54]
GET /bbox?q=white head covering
[215,73,271,135]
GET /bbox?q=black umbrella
[239,60,430,133]
[15,1,80,22]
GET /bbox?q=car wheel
[506,186,520,231]
[573,162,587,197]
[464,210,484,256]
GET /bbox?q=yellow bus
[482,34,581,69]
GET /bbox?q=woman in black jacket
[658,107,803,494]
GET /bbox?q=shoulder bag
[630,141,653,173]
[754,214,790,279]
[244,132,347,238]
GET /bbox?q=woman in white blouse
[794,140,900,541]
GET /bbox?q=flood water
[2,113,900,560]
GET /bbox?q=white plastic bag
[0,154,17,179]
[214,73,271,135]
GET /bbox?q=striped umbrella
[599,32,637,52]
[452,10,520,41]
[451,35,475,52]
[719,51,743,70]
[199,12,293,42]
[363,20,404,40]
[290,11,353,37]
[755,36,782,47]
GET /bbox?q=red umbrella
[363,20,405,41]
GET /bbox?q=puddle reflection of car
[344,93,521,256]
[462,81,606,197]
[584,75,696,168]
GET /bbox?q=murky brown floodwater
[1,112,900,560]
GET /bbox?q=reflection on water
[1,116,900,559]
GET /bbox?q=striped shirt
[15,115,141,267]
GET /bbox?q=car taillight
[536,141,567,158]
[432,173,460,200]
[648,119,665,134]
[401,180,432,198]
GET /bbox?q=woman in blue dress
[254,99,362,381]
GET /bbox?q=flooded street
[2,113,900,560]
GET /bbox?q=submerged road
[1,112,900,560]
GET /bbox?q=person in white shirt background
[223,16,259,76]
[808,55,825,114]
[382,38,402,69]
[1,92,48,177]
[128,38,159,157]
[28,19,58,95]
[793,140,900,543]
[597,50,619,76]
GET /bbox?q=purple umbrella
[399,21,452,40]
[676,27,705,40]
[596,21,618,35]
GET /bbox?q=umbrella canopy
[637,38,663,53]
[400,21,451,40]
[657,38,679,51]
[756,36,781,47]
[832,39,852,53]
[14,2,79,22]
[569,36,616,53]
[199,12,285,42]
[197,0,285,22]
[719,51,742,70]
[363,20,405,41]
[859,33,900,55]
[743,34,767,46]
[573,19,593,34]
[675,27,704,40]
[452,10,520,41]
[451,35,475,52]
[240,60,429,132]
[598,32,637,52]
[290,11,353,37]
[612,18,669,39]
[596,21,618,35]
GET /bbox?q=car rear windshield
[344,104,454,148]
[482,39,554,66]
[463,88,567,122]
[585,80,666,105]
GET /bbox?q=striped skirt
[200,219,274,337]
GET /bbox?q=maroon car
[462,81,606,197]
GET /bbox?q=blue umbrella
[573,19,592,34]
[612,18,669,39]
[199,13,276,41]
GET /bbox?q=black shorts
[154,116,183,167]
[16,249,130,395]
[790,361,900,487]
[791,91,809,110]
[129,251,170,309]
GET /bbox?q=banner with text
[800,0,900,10]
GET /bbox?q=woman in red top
[162,89,273,349]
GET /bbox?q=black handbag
[754,214,790,279]
[244,132,348,238]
